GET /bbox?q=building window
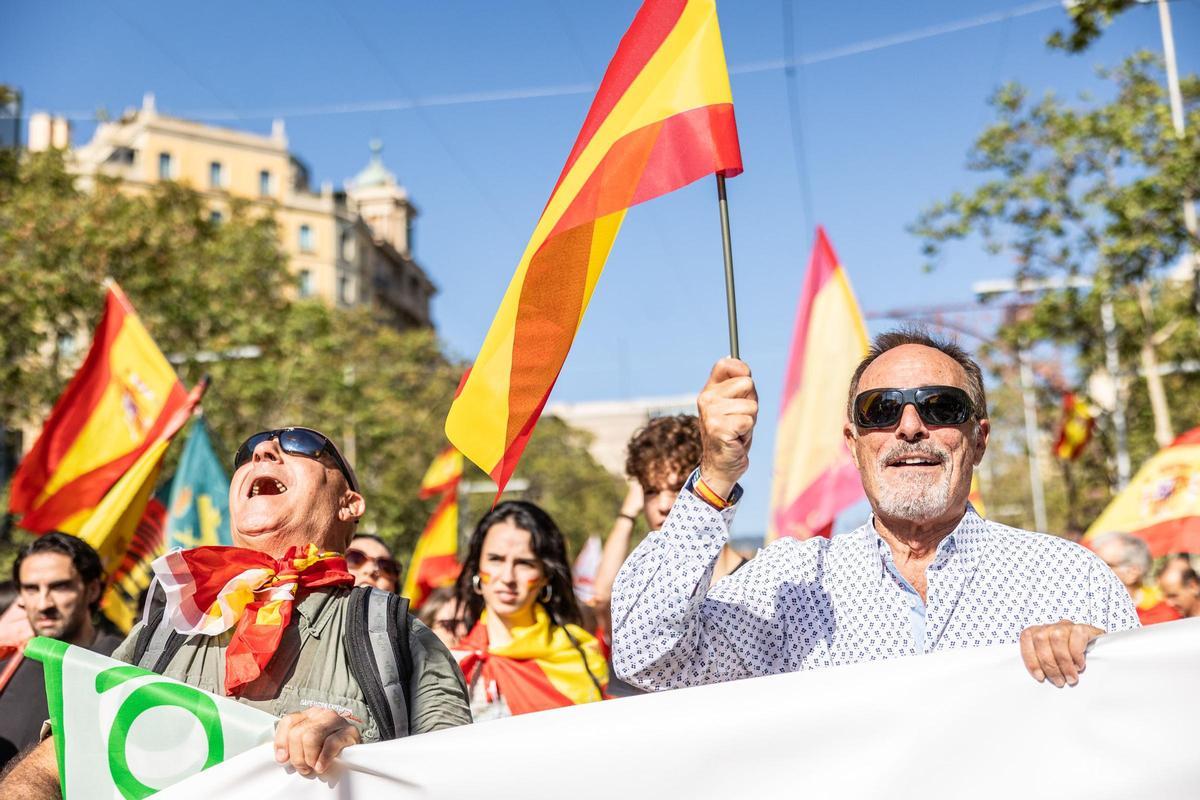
[338,273,353,306]
[259,169,273,197]
[298,224,314,253]
[209,210,223,225]
[340,229,355,262]
[209,161,225,189]
[158,152,174,180]
[298,269,313,298]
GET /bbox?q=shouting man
[612,328,1138,691]
[2,427,470,794]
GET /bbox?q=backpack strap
[344,586,414,740]
[131,582,188,673]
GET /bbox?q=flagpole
[716,173,740,359]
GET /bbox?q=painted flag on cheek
[25,636,277,800]
[445,0,743,494]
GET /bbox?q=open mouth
[249,476,287,497]
[887,456,943,468]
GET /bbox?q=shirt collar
[868,503,989,566]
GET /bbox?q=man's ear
[339,490,366,523]
[86,579,103,608]
[843,421,861,468]
[972,418,991,466]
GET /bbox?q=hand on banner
[274,707,362,776]
[697,358,758,500]
[1019,620,1104,687]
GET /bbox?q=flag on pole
[404,447,465,608]
[73,383,202,630]
[1084,426,1200,556]
[25,636,276,800]
[1053,392,1095,461]
[767,227,869,541]
[9,282,190,534]
[445,0,743,494]
[166,415,232,550]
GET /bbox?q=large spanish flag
[767,227,869,541]
[403,447,465,608]
[1084,426,1200,556]
[445,0,742,492]
[9,283,190,533]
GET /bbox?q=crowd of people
[0,326,1196,793]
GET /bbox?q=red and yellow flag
[9,283,190,533]
[1084,426,1200,557]
[767,227,869,541]
[445,0,743,493]
[404,447,464,608]
[1054,392,1095,461]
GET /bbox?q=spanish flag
[1084,426,1200,556]
[445,0,743,493]
[767,227,869,540]
[1053,392,1095,461]
[403,447,464,608]
[9,283,190,533]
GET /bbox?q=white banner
[159,619,1200,799]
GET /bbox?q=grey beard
[873,442,953,521]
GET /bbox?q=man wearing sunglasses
[3,427,470,796]
[611,328,1137,694]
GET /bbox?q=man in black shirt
[0,533,122,769]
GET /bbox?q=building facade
[30,94,435,329]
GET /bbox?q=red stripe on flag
[1128,516,1200,558]
[550,0,688,200]
[771,450,864,539]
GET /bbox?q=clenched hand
[697,358,758,499]
[1019,620,1104,687]
[274,706,361,776]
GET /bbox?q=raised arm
[611,359,785,690]
[0,736,60,798]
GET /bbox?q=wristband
[693,475,732,511]
[617,513,638,523]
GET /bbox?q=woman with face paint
[451,501,608,721]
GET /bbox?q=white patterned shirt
[611,476,1139,691]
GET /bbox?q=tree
[1048,0,1142,53]
[913,53,1199,459]
[0,151,623,572]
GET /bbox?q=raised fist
[697,358,758,499]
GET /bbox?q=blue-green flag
[166,416,231,549]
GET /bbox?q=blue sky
[4,0,1197,535]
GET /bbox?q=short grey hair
[1091,531,1152,578]
[846,326,988,423]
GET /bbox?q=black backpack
[132,585,415,739]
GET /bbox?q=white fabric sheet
[158,619,1200,799]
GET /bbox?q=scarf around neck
[456,604,608,716]
[150,543,353,695]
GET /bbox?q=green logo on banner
[97,666,225,800]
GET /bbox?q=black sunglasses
[853,386,975,429]
[345,548,400,579]
[233,427,359,492]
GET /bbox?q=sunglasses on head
[233,427,359,492]
[853,386,975,430]
[344,548,400,579]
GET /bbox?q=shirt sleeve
[406,618,473,734]
[611,472,788,691]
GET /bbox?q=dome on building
[352,139,397,188]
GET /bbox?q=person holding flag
[2,426,471,796]
[611,329,1138,694]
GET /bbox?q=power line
[781,0,816,251]
[54,1,1063,123]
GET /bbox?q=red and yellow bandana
[455,605,608,716]
[150,544,353,695]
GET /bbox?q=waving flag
[404,447,464,608]
[767,227,869,540]
[25,636,276,799]
[573,535,604,602]
[1084,426,1200,556]
[166,415,232,550]
[445,0,743,493]
[9,282,190,533]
